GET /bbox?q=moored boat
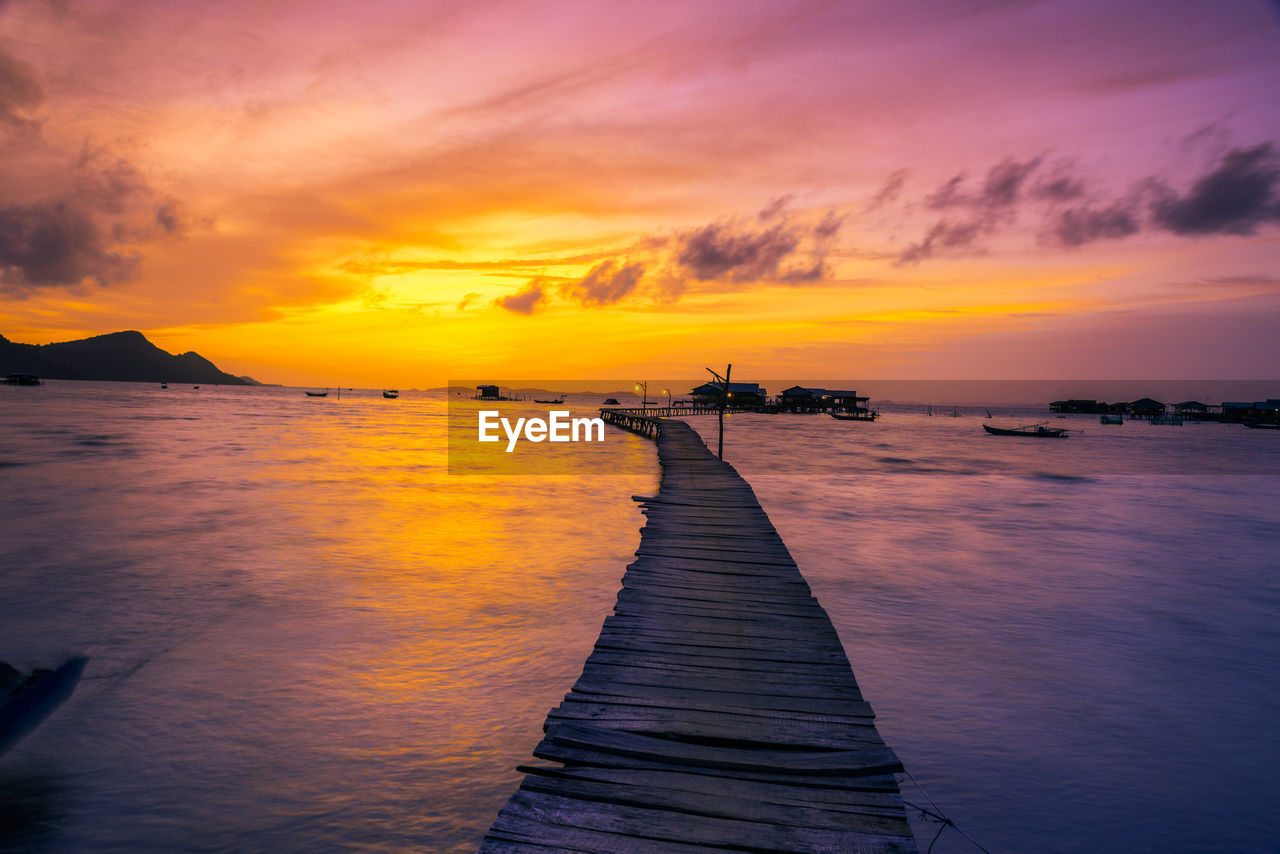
[383,389,399,399]
[830,410,879,421]
[534,398,565,404]
[1243,421,1280,429]
[305,390,328,397]
[1,657,88,757]
[1100,414,1123,424]
[983,423,1069,438]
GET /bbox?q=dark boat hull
[983,424,1068,438]
[1,657,88,757]
[829,412,878,421]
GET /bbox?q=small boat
[3,374,42,386]
[383,390,399,399]
[1150,415,1183,425]
[1243,421,1280,430]
[160,382,168,389]
[830,410,879,421]
[1100,414,1123,425]
[1,657,88,757]
[602,398,620,405]
[305,390,328,397]
[983,423,1069,438]
[534,398,565,404]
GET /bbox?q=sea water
[1,382,1278,852]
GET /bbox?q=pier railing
[601,405,755,417]
[597,409,664,438]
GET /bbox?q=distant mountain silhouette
[0,330,256,385]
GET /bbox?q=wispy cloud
[0,142,190,296]
[925,157,1043,211]
[1047,201,1140,247]
[895,143,1280,263]
[497,280,546,314]
[0,42,191,297]
[562,259,645,306]
[664,209,842,292]
[1148,143,1280,236]
[496,203,844,314]
[0,47,42,129]
[863,170,907,213]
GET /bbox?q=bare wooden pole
[705,363,731,459]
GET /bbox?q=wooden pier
[480,417,917,853]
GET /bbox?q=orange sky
[2,0,1279,386]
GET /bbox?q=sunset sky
[2,0,1279,386]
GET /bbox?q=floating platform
[480,419,917,852]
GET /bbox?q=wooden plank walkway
[480,419,918,853]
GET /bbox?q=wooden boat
[602,398,620,405]
[830,410,879,421]
[534,398,565,404]
[383,389,399,399]
[1244,421,1280,429]
[1,657,88,757]
[1100,414,1122,425]
[983,423,1069,438]
[3,374,42,386]
[305,390,328,397]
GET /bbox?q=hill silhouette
[0,331,255,385]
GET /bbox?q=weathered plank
[499,790,915,854]
[517,775,912,835]
[518,765,908,811]
[552,692,878,725]
[479,419,917,853]
[581,652,864,683]
[545,705,886,750]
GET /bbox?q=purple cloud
[563,259,645,306]
[895,143,1280,261]
[1149,143,1280,236]
[896,220,986,266]
[498,281,546,314]
[0,48,41,128]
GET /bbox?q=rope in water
[901,768,994,854]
